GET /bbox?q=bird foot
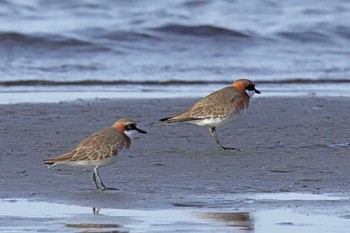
[98,186,118,191]
[218,145,240,151]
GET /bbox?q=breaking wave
[1,79,349,87]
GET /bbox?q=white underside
[188,114,240,127]
[56,155,118,168]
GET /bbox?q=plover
[160,79,260,150]
[44,118,146,190]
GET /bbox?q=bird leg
[208,126,237,150]
[92,166,116,190]
[92,167,103,189]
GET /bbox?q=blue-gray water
[0,0,349,102]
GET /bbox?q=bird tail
[160,114,198,123]
[159,116,186,123]
[44,151,74,168]
[44,159,56,168]
[159,117,173,123]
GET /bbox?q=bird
[44,118,147,190]
[159,79,260,150]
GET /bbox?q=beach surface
[1,97,350,232]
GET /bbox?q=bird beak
[255,89,261,94]
[135,127,147,134]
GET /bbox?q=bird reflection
[65,223,126,233]
[92,207,101,215]
[199,212,254,231]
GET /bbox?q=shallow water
[1,193,349,232]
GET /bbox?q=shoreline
[1,82,350,104]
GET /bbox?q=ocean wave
[332,25,350,40]
[27,64,103,73]
[76,27,159,42]
[102,31,159,42]
[1,79,349,87]
[0,80,226,87]
[276,30,331,43]
[0,32,93,48]
[150,24,252,39]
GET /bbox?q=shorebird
[44,119,146,190]
[160,79,260,150]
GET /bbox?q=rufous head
[112,119,147,138]
[232,79,261,98]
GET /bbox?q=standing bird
[160,79,260,150]
[44,119,147,190]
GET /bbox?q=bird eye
[126,123,136,130]
[246,84,255,91]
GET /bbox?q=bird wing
[72,128,127,161]
[46,128,127,164]
[174,86,246,121]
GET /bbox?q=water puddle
[328,143,350,149]
[0,193,349,232]
[252,192,346,201]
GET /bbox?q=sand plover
[44,119,146,190]
[160,79,260,150]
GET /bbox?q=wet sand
[0,97,350,231]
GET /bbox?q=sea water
[0,0,349,103]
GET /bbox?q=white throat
[246,90,255,98]
[124,130,136,140]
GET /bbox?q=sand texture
[0,97,349,210]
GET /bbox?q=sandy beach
[1,96,350,232]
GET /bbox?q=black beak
[255,89,261,94]
[135,127,147,134]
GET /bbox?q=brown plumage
[160,79,260,150]
[45,118,146,190]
